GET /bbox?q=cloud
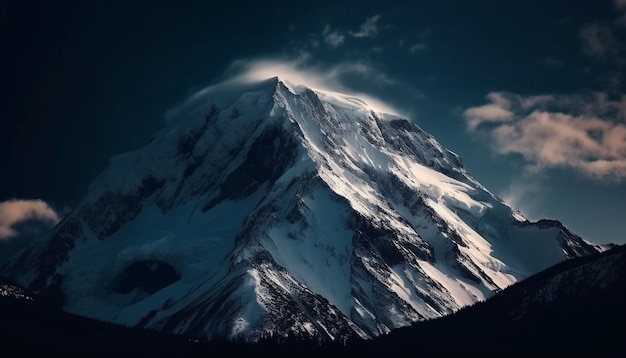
[407,28,430,54]
[465,92,626,181]
[463,93,514,130]
[165,55,406,121]
[350,15,381,38]
[233,57,396,88]
[316,15,383,48]
[499,173,547,221]
[614,0,626,26]
[322,25,345,48]
[578,5,626,91]
[236,59,401,113]
[409,43,427,54]
[580,22,621,60]
[0,199,61,240]
[328,62,395,85]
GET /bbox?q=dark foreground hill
[1,244,625,357]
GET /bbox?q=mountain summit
[1,77,603,341]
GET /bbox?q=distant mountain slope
[1,77,604,341]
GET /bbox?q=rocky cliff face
[1,77,603,341]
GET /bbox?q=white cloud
[236,59,400,114]
[165,55,406,121]
[464,105,513,130]
[322,25,345,48]
[463,92,514,130]
[0,199,61,240]
[350,15,381,38]
[465,92,626,181]
[499,173,547,221]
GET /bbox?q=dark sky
[1,0,625,249]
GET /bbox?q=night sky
[1,0,625,262]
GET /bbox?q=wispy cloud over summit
[166,55,408,121]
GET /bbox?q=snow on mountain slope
[1,77,604,341]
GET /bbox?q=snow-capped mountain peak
[1,76,603,341]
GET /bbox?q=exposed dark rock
[388,118,416,132]
[203,124,299,212]
[82,175,165,239]
[29,217,81,292]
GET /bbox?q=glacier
[1,76,605,341]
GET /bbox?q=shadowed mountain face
[1,245,624,356]
[1,77,604,341]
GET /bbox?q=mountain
[2,245,624,356]
[0,77,604,341]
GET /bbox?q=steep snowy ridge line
[0,76,603,342]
